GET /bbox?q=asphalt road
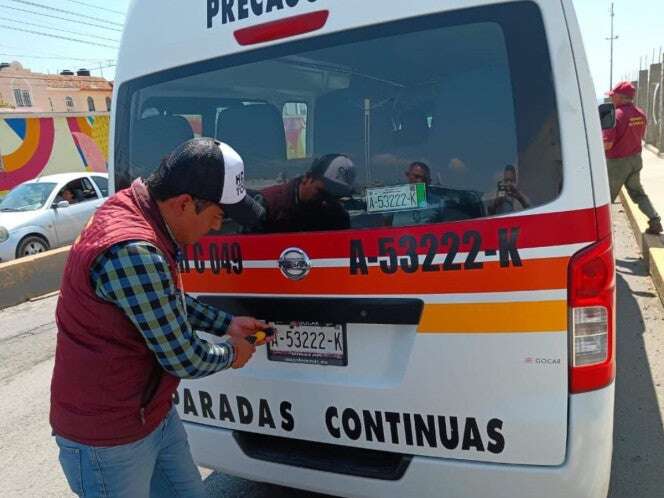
[0,204,663,498]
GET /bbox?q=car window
[92,176,109,197]
[58,178,99,204]
[0,182,57,211]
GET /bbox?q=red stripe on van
[189,206,605,261]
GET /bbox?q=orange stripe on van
[182,257,570,295]
[417,300,567,333]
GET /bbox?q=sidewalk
[620,146,664,306]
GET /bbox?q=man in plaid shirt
[51,139,268,497]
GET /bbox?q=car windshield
[0,182,56,212]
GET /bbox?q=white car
[0,173,108,262]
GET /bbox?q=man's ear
[166,193,194,215]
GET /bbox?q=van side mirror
[53,200,70,209]
[599,103,616,130]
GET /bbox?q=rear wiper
[0,208,19,212]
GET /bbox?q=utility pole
[606,2,619,90]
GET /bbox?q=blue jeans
[55,408,206,498]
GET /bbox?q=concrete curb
[0,246,70,310]
[620,189,664,307]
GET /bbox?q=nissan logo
[278,248,311,281]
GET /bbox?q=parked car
[0,173,109,262]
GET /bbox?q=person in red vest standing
[603,81,662,234]
[50,138,268,497]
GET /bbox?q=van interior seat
[130,115,194,179]
[314,90,398,169]
[217,104,287,166]
[314,90,365,159]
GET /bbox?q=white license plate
[267,322,347,366]
[366,183,427,213]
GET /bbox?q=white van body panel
[179,328,568,465]
[184,385,613,498]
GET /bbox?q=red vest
[604,103,647,159]
[50,180,180,446]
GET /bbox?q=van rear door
[115,1,600,466]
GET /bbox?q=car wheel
[16,235,50,259]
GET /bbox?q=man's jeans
[55,408,206,498]
[608,154,659,220]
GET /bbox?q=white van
[111,1,616,496]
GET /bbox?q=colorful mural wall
[0,113,109,195]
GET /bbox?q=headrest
[314,90,363,158]
[217,104,286,163]
[131,115,194,178]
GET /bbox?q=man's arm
[186,295,271,340]
[185,294,233,335]
[603,127,616,151]
[603,108,625,152]
[91,242,241,379]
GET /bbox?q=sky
[0,0,129,79]
[0,0,662,97]
[573,0,664,95]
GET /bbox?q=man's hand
[227,316,272,342]
[229,335,256,369]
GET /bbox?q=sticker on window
[366,183,427,213]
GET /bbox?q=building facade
[0,62,112,114]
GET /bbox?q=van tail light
[234,10,329,46]
[568,235,616,394]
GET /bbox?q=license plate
[366,183,427,213]
[267,322,347,366]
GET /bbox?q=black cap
[149,138,246,205]
[309,154,356,197]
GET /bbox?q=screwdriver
[245,326,276,345]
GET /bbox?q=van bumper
[185,385,613,498]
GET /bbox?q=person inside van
[252,153,356,233]
[391,161,445,226]
[487,164,530,215]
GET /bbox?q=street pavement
[0,205,663,497]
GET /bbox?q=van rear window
[115,2,562,234]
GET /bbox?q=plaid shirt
[90,241,235,379]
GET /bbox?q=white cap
[218,141,246,205]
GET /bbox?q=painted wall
[0,113,109,195]
[645,63,662,147]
